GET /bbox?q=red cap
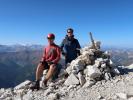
[47,33,55,39]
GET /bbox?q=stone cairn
[63,45,120,87]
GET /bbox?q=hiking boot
[30,80,40,91]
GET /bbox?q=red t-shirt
[42,43,61,64]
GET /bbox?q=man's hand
[48,61,55,65]
[39,60,46,65]
[62,52,66,56]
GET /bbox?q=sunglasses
[47,37,54,40]
[68,32,71,33]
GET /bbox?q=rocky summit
[1,42,133,100]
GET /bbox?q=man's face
[67,32,73,37]
[47,38,54,44]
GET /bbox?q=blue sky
[0,0,133,47]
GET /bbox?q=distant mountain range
[102,47,133,66]
[0,44,133,88]
[0,44,43,52]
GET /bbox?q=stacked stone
[64,45,120,87]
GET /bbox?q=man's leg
[30,63,45,90]
[43,64,56,85]
[36,63,45,81]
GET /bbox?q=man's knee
[37,63,44,70]
[49,64,56,70]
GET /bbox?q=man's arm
[60,39,64,51]
[60,39,66,56]
[41,48,46,62]
[77,39,81,49]
[76,39,81,56]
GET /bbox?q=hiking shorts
[40,61,57,69]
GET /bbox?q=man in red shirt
[30,33,61,91]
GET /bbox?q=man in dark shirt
[60,28,81,66]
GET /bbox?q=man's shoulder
[73,38,79,42]
[62,38,68,43]
[54,44,61,49]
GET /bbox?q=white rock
[43,70,48,75]
[67,85,76,91]
[5,97,13,100]
[111,67,120,75]
[70,60,76,66]
[14,80,31,90]
[101,63,106,68]
[104,73,111,80]
[128,97,133,100]
[78,54,92,65]
[78,72,86,86]
[58,69,68,77]
[22,92,34,100]
[64,73,79,86]
[14,89,25,95]
[83,80,95,88]
[72,70,78,74]
[0,89,13,100]
[127,63,133,69]
[0,88,5,94]
[66,66,73,74]
[97,95,103,99]
[47,93,59,100]
[109,59,114,66]
[83,68,88,75]
[116,93,127,99]
[95,60,101,68]
[13,95,23,100]
[87,65,101,79]
[44,88,54,96]
[74,64,84,72]
[84,57,92,65]
[71,59,85,71]
[96,58,104,62]
[49,82,55,87]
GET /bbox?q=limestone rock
[64,73,79,86]
[78,72,86,86]
[14,80,31,90]
[104,72,111,80]
[128,97,133,100]
[111,67,120,75]
[87,65,102,79]
[47,93,60,100]
[82,80,96,88]
[70,59,85,71]
[66,66,73,75]
[95,60,101,68]
[116,93,127,99]
[58,69,68,77]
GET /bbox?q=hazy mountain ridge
[0,44,43,52]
